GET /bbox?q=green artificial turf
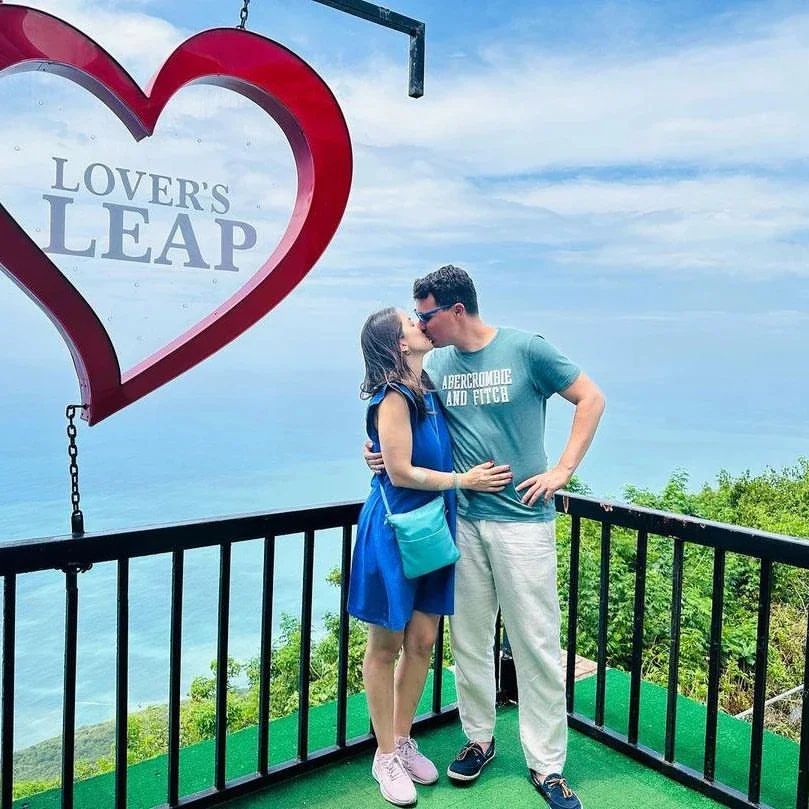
[572,668,798,809]
[14,673,452,809]
[227,703,726,809]
[14,668,800,809]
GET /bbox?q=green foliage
[560,459,809,732]
[14,777,60,800]
[565,475,592,496]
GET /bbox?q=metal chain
[238,0,251,29]
[66,405,86,536]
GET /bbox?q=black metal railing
[0,503,456,809]
[2,493,808,809]
[559,493,809,809]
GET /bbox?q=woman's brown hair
[360,308,429,418]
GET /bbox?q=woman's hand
[460,461,512,492]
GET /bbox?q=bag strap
[378,477,393,516]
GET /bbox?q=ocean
[2,297,808,749]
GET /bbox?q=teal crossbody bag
[379,485,459,579]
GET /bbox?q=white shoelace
[378,753,407,781]
[545,776,574,798]
[396,738,420,763]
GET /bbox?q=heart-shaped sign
[0,4,352,424]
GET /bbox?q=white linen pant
[450,516,567,774]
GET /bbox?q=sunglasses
[414,303,454,324]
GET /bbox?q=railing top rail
[1,492,807,576]
[556,492,809,568]
[0,501,362,575]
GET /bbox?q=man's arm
[363,440,384,474]
[515,372,605,506]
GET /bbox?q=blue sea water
[1,368,376,748]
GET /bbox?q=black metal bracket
[59,561,93,575]
[311,0,425,97]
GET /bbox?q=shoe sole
[538,796,585,809]
[446,750,495,782]
[538,797,585,809]
[408,771,439,785]
[372,763,418,806]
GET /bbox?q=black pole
[664,539,684,763]
[1,577,16,809]
[628,529,648,745]
[310,0,425,97]
[595,523,611,727]
[215,543,232,790]
[566,515,581,712]
[257,535,276,773]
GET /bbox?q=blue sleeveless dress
[348,383,457,631]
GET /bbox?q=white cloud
[4,0,809,301]
[337,12,809,173]
[317,7,809,279]
[488,174,809,275]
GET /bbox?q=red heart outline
[0,4,352,424]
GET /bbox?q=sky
[1,0,808,540]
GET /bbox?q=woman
[348,308,512,806]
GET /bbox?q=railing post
[257,535,276,773]
[167,550,184,807]
[432,617,445,713]
[298,530,316,761]
[493,610,505,701]
[215,542,232,791]
[797,600,809,808]
[114,560,129,809]
[595,523,611,727]
[336,525,352,748]
[628,529,648,746]
[664,539,685,763]
[61,567,80,809]
[703,548,726,782]
[747,559,772,804]
[566,516,581,713]
[1,576,16,809]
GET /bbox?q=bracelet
[452,471,461,490]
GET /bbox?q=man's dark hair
[413,264,479,315]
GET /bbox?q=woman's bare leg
[393,611,440,738]
[363,623,405,752]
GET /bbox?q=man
[365,265,605,809]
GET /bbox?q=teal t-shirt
[424,327,580,522]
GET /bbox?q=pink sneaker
[395,736,439,785]
[372,750,417,806]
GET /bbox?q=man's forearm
[556,393,605,479]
